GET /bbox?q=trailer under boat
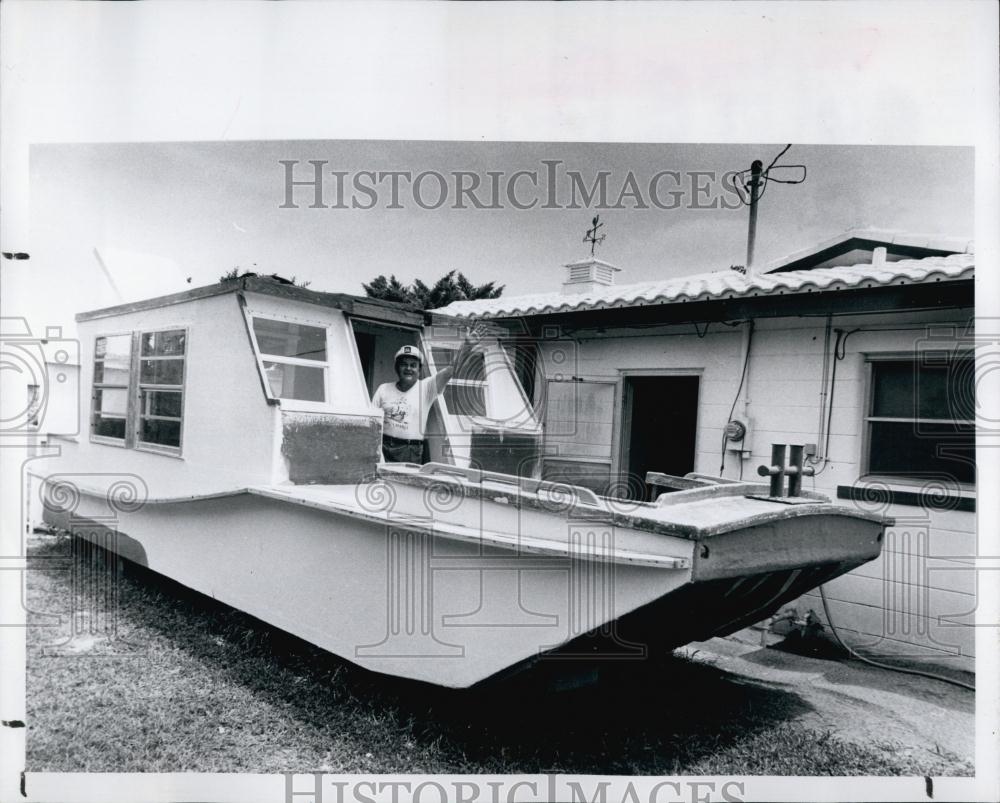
[40,461,888,688]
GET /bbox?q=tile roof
[439,253,975,320]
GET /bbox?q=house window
[251,318,328,402]
[866,354,975,484]
[91,334,133,442]
[432,347,487,417]
[90,329,187,452]
[137,329,186,449]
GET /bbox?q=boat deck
[371,462,887,536]
[249,482,693,570]
[32,461,885,570]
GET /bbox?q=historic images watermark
[283,773,747,803]
[279,161,745,212]
[0,318,79,440]
[1,318,140,655]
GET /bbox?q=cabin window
[252,318,328,403]
[865,354,975,485]
[91,334,133,442]
[90,328,187,453]
[137,329,186,449]
[432,346,487,417]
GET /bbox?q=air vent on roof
[561,257,622,295]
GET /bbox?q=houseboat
[36,275,889,687]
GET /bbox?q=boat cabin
[60,275,541,498]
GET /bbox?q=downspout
[719,319,755,477]
[815,248,881,462]
[812,315,833,465]
[736,319,755,478]
[738,319,753,420]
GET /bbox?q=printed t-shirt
[372,376,438,440]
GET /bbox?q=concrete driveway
[688,633,975,770]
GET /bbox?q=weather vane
[583,215,606,256]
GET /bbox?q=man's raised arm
[432,327,482,395]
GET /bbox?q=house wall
[531,306,976,671]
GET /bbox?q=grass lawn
[25,532,972,775]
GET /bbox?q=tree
[363,270,503,310]
[360,274,414,304]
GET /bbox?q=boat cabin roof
[76,274,459,329]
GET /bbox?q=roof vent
[561,257,621,295]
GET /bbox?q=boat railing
[646,470,830,507]
[415,461,603,508]
[650,482,772,507]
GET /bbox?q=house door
[622,375,700,500]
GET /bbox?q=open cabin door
[348,317,455,465]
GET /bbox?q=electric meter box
[724,417,753,457]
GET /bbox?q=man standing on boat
[372,333,478,463]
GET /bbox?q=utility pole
[731,145,807,275]
[745,159,763,272]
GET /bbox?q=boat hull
[41,478,884,688]
[508,517,883,671]
[43,490,694,687]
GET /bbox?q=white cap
[394,345,423,364]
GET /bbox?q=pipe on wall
[813,315,834,463]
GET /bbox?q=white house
[441,230,978,672]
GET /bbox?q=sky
[17,140,973,334]
[1,2,992,341]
